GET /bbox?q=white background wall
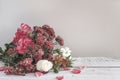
[0,0,120,58]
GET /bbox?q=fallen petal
[78,66,86,70]
[35,72,44,77]
[56,75,64,80]
[63,67,71,70]
[0,66,5,71]
[72,69,81,74]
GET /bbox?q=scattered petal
[78,66,86,70]
[56,75,64,80]
[0,66,5,71]
[35,72,44,77]
[63,67,71,70]
[72,69,81,74]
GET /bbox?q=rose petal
[63,67,71,70]
[78,66,86,70]
[0,66,5,71]
[35,72,44,77]
[56,75,64,80]
[72,69,81,74]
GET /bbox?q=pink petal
[78,66,86,70]
[0,66,5,71]
[72,69,81,74]
[56,75,64,80]
[35,72,44,77]
[63,67,71,70]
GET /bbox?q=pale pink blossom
[56,75,64,80]
[35,72,44,77]
[71,69,81,74]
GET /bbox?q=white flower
[36,60,53,72]
[60,47,72,59]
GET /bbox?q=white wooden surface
[0,57,120,80]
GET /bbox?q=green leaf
[53,67,59,73]
[53,49,61,54]
[0,47,3,53]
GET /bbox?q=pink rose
[16,37,34,54]
[13,23,31,44]
[20,23,31,33]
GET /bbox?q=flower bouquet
[0,23,72,76]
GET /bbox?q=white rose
[36,60,53,72]
[60,47,71,59]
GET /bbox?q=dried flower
[42,25,55,40]
[56,36,64,46]
[4,66,15,75]
[6,48,14,55]
[44,41,54,50]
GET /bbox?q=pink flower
[13,30,26,44]
[22,58,33,66]
[13,23,31,44]
[20,23,31,33]
[0,66,6,71]
[71,69,81,74]
[56,76,64,80]
[35,72,44,77]
[34,49,44,62]
[16,37,34,54]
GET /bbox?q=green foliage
[53,64,60,73]
[53,49,61,54]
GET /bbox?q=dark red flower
[45,41,54,50]
[34,26,44,34]
[42,25,55,40]
[36,35,44,47]
[34,49,44,62]
[25,64,35,73]
[22,58,33,66]
[6,48,14,55]
[4,66,15,75]
[56,36,64,46]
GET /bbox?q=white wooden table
[0,57,120,80]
